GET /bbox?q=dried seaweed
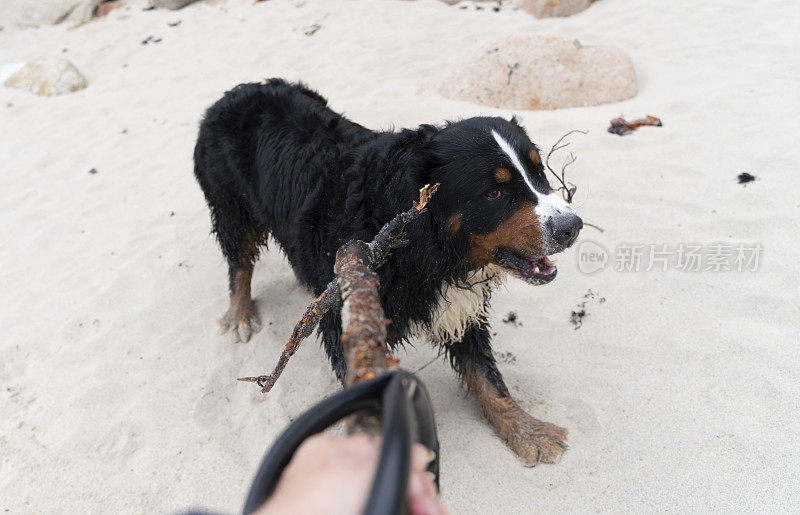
[607,115,662,136]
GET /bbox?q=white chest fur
[410,265,506,343]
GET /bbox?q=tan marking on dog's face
[529,149,541,165]
[493,167,512,183]
[447,213,463,236]
[467,202,545,268]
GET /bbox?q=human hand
[254,433,446,515]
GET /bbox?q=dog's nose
[551,213,583,248]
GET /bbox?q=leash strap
[242,371,440,515]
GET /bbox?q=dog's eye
[485,189,502,199]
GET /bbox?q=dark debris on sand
[494,351,517,365]
[303,23,321,36]
[501,311,521,326]
[570,308,587,329]
[570,289,606,330]
[737,172,757,185]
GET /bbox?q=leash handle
[242,371,440,515]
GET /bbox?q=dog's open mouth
[495,247,557,285]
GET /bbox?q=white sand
[1,0,799,512]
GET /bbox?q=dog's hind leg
[446,322,568,466]
[211,200,266,343]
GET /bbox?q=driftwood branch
[236,280,339,392]
[238,183,439,394]
[334,242,390,432]
[335,243,390,386]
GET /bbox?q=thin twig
[411,355,440,375]
[545,130,587,203]
[238,183,440,393]
[237,280,339,392]
[542,130,607,232]
[583,222,605,233]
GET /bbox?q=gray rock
[515,0,597,18]
[151,0,202,10]
[4,58,87,97]
[0,0,103,26]
[438,35,637,110]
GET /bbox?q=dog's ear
[509,114,528,131]
[367,124,440,214]
[416,123,439,143]
[508,115,534,142]
[399,124,440,186]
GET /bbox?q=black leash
[242,371,440,515]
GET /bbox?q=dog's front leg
[448,323,567,466]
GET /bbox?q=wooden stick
[335,242,390,433]
[335,243,390,387]
[238,183,439,393]
[237,280,339,393]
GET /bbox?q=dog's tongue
[529,256,556,275]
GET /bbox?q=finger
[410,443,436,473]
[409,496,447,515]
[408,472,446,515]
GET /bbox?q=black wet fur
[193,79,552,387]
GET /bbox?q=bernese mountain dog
[193,79,583,465]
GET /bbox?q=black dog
[193,79,582,465]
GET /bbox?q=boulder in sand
[515,0,597,18]
[0,0,103,26]
[4,59,87,97]
[438,35,637,110]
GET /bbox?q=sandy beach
[1,0,799,512]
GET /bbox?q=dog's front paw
[504,410,568,466]
[218,300,262,343]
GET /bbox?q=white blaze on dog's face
[433,117,583,285]
[490,129,578,255]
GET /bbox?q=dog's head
[429,117,582,285]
